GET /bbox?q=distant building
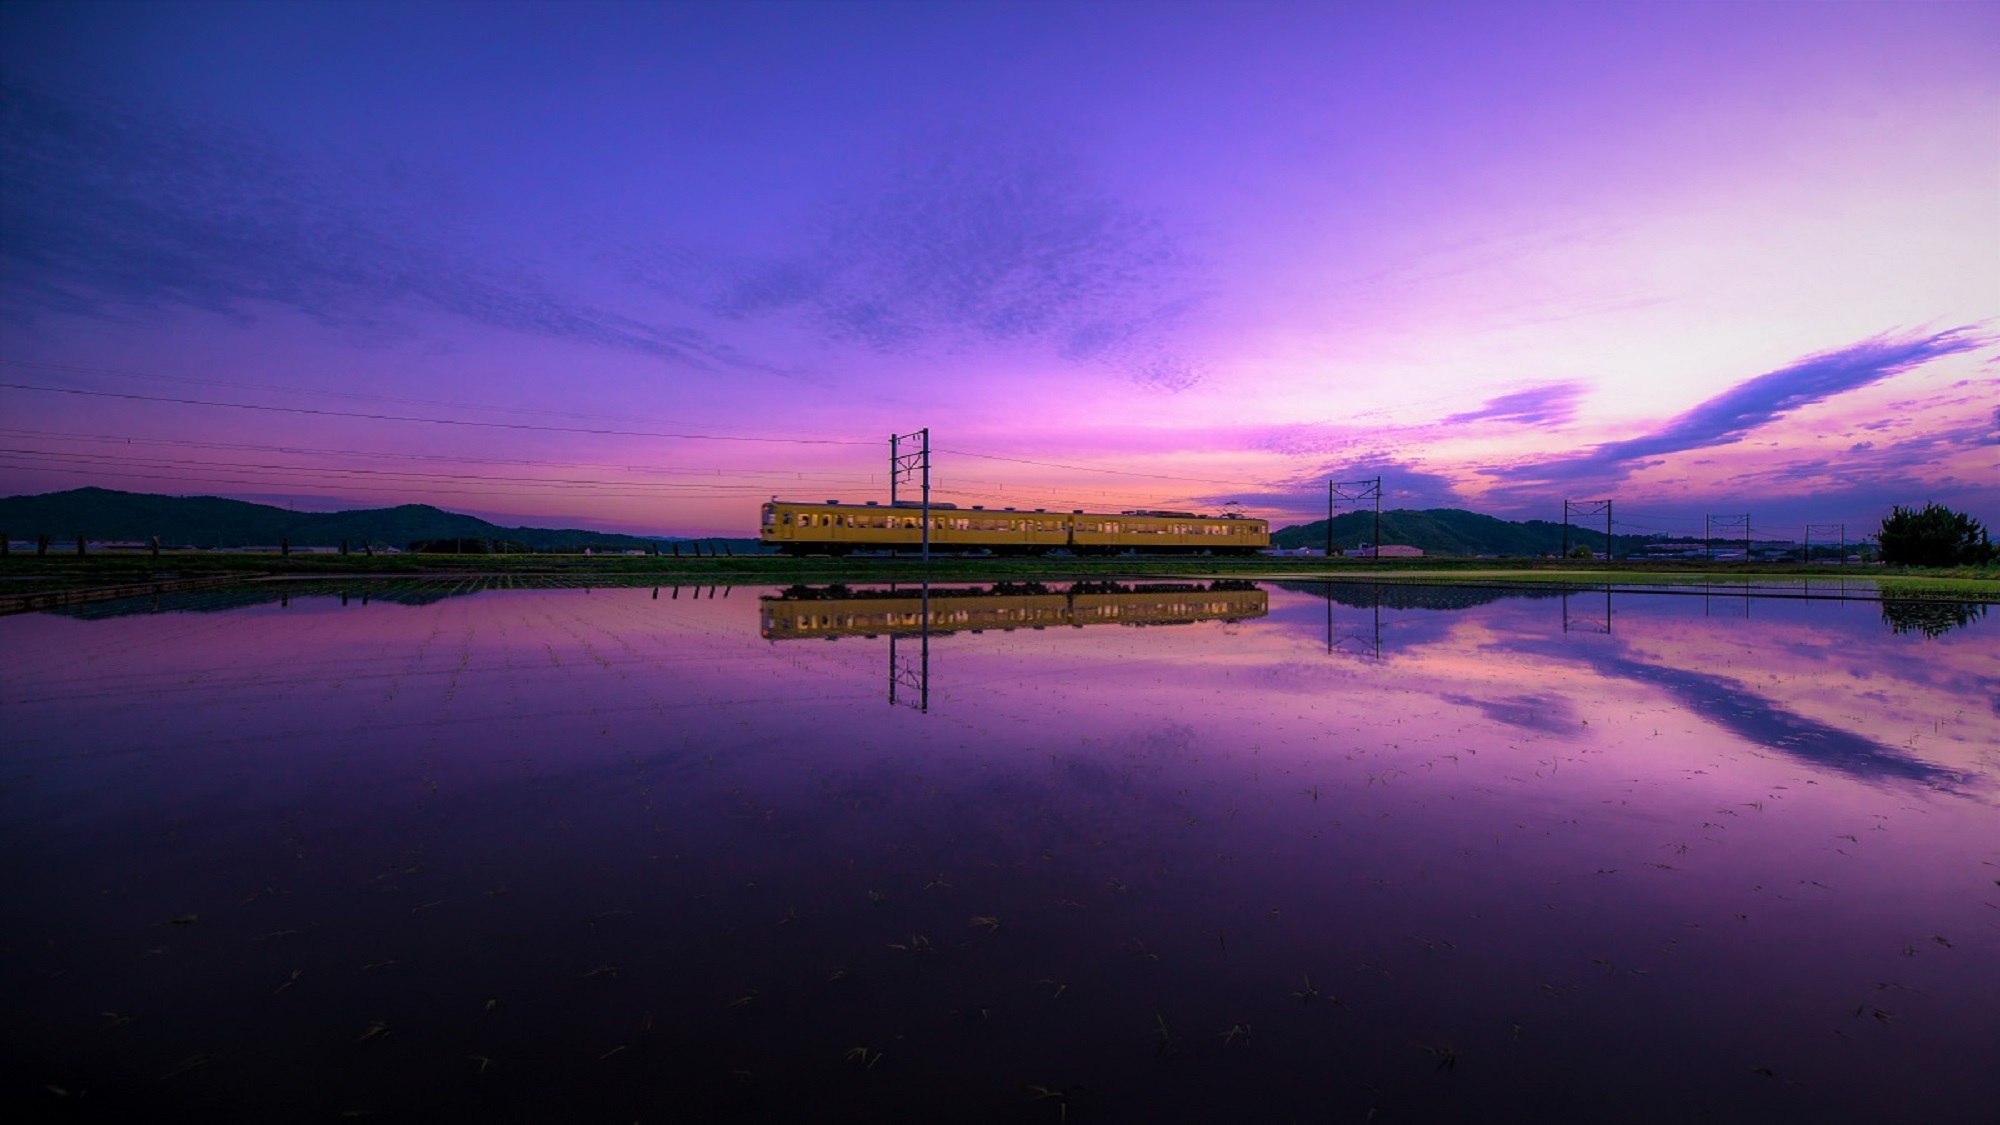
[1630,541,1706,560]
[1344,544,1423,558]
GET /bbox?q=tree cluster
[1876,503,1994,568]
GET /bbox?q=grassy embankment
[4,550,1996,603]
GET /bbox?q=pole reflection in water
[1324,580,1385,658]
[1561,582,1614,634]
[887,582,929,712]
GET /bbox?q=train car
[758,499,1268,556]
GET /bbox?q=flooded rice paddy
[4,578,1996,1122]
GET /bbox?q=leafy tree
[1876,503,1994,567]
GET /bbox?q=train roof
[764,499,1263,521]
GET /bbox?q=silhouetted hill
[1273,508,1651,557]
[0,487,740,551]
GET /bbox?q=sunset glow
[3,0,1994,537]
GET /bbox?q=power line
[1,380,1290,499]
[4,359,1281,486]
[0,448,809,493]
[935,446,1275,489]
[0,460,779,502]
[0,382,878,446]
[0,429,879,482]
[926,486,1213,513]
[3,431,1246,515]
[5,427,1236,500]
[0,358,833,438]
[4,363,1301,493]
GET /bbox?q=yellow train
[758,499,1269,556]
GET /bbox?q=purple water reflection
[3,580,1994,1122]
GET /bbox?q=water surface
[4,580,1994,1122]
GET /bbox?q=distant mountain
[4,489,1653,558]
[0,487,747,551]
[1273,508,1654,557]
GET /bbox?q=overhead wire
[0,381,879,446]
[0,448,814,493]
[935,445,1278,490]
[0,460,779,502]
[15,359,1686,524]
[3,358,1315,495]
[0,429,880,482]
[0,357,841,438]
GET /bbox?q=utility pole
[1706,513,1750,563]
[1329,477,1382,558]
[891,428,931,563]
[1804,523,1845,566]
[1565,500,1613,560]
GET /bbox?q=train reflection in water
[759,580,1269,641]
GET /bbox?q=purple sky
[2,0,1995,538]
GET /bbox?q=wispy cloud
[0,80,775,374]
[688,132,1212,391]
[1443,382,1583,427]
[1490,326,1988,488]
[1249,422,1375,458]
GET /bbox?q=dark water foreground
[3,580,1994,1123]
